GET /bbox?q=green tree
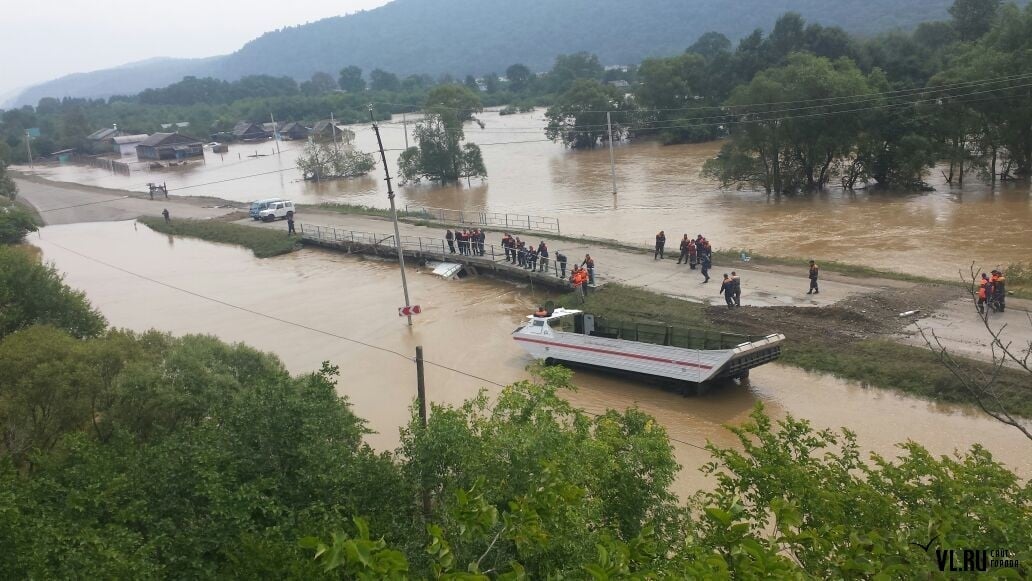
[635,53,721,144]
[949,0,1002,41]
[704,53,874,194]
[545,79,627,149]
[338,65,366,92]
[506,63,533,92]
[398,115,486,184]
[687,31,732,59]
[369,69,401,92]
[300,71,337,96]
[0,246,106,340]
[548,52,604,93]
[296,141,375,180]
[0,203,36,244]
[424,84,483,124]
[0,162,16,201]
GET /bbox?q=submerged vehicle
[512,308,784,391]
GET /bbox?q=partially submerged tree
[545,79,628,149]
[397,85,486,184]
[295,141,375,181]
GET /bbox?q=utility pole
[370,106,414,326]
[330,111,338,150]
[25,131,33,169]
[415,345,431,518]
[402,111,409,150]
[269,112,280,155]
[606,110,617,196]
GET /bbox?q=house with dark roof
[311,120,354,143]
[135,132,204,160]
[279,122,309,140]
[232,121,268,141]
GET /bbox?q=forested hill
[11,0,989,105]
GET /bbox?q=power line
[43,239,712,453]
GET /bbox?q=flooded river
[32,221,1030,493]
[27,111,1032,279]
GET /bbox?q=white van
[257,200,296,222]
[249,198,283,220]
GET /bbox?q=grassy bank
[139,217,299,258]
[556,284,1031,418]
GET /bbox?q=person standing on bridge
[700,252,711,283]
[538,241,549,273]
[161,208,170,224]
[807,260,820,294]
[688,238,698,269]
[556,251,568,278]
[446,229,456,253]
[287,214,296,236]
[477,229,486,256]
[655,230,666,260]
[516,239,526,267]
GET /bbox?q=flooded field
[32,221,1031,494]
[24,111,1032,279]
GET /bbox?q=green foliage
[338,66,366,93]
[370,68,402,92]
[950,0,1003,41]
[0,246,106,340]
[0,201,36,244]
[138,216,299,258]
[296,141,376,180]
[0,161,16,200]
[545,80,627,149]
[547,52,604,93]
[398,116,487,185]
[505,64,533,93]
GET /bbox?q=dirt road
[16,176,1031,365]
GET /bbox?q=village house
[232,121,268,141]
[86,127,121,153]
[311,120,354,143]
[135,132,204,161]
[111,134,149,156]
[278,122,309,140]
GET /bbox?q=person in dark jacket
[446,229,456,253]
[582,254,595,285]
[161,208,171,223]
[688,239,698,269]
[655,231,666,260]
[719,274,735,308]
[807,260,819,294]
[556,252,568,278]
[538,242,549,273]
[677,234,690,264]
[700,253,711,283]
[287,215,296,235]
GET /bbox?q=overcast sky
[0,0,391,100]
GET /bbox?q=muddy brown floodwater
[25,111,1032,279]
[31,222,1030,494]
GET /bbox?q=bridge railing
[403,204,561,235]
[298,223,592,282]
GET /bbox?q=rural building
[232,121,268,141]
[279,122,309,140]
[135,132,204,161]
[86,127,121,153]
[112,134,149,156]
[311,120,354,143]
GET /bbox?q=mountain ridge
[10,0,975,106]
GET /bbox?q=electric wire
[42,239,712,453]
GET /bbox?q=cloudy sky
[0,0,390,100]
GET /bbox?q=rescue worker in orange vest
[977,273,989,314]
[534,306,549,318]
[991,270,1006,312]
[571,266,589,299]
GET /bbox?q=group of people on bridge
[445,229,486,256]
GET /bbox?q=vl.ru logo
[912,537,1020,573]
